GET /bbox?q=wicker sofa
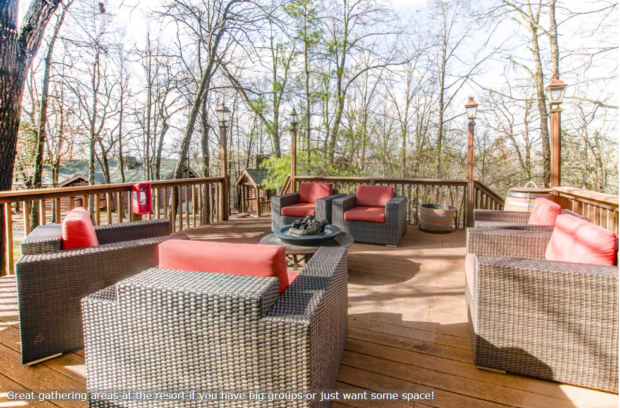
[332,186,407,246]
[15,218,184,365]
[82,246,348,408]
[271,182,343,231]
[474,208,587,229]
[465,225,618,392]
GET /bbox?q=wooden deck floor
[0,218,617,407]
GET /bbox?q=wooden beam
[291,124,297,194]
[466,120,475,227]
[220,124,229,221]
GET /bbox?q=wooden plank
[116,192,122,223]
[23,201,31,236]
[4,204,14,275]
[39,199,46,225]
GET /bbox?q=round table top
[259,231,354,255]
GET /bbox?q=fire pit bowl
[274,224,341,246]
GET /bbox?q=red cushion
[281,202,316,218]
[355,185,394,208]
[61,208,99,250]
[545,215,617,266]
[465,254,475,296]
[159,240,291,293]
[343,206,386,223]
[299,182,333,203]
[528,198,562,225]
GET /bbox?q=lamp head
[545,75,567,105]
[215,104,231,125]
[465,96,478,120]
[290,108,299,127]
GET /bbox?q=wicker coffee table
[260,232,354,269]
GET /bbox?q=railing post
[550,107,562,188]
[467,119,475,227]
[290,118,297,194]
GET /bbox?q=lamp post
[216,103,231,221]
[465,96,478,227]
[545,75,567,188]
[290,109,299,194]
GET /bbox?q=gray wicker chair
[474,208,587,230]
[82,247,348,408]
[15,219,186,365]
[332,194,407,246]
[465,227,618,392]
[271,190,343,232]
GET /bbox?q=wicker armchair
[16,219,186,365]
[465,227,618,392]
[82,247,348,408]
[474,208,587,230]
[332,194,407,246]
[271,190,343,231]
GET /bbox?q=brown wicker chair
[82,247,348,408]
[465,227,618,392]
[15,219,186,365]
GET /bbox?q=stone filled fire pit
[274,215,341,246]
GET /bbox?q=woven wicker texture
[465,229,619,392]
[83,246,348,407]
[271,191,343,232]
[332,195,407,246]
[474,209,588,229]
[15,219,182,364]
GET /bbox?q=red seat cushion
[355,185,394,208]
[281,202,316,218]
[299,182,333,203]
[344,206,386,223]
[61,208,99,250]
[528,198,562,225]
[545,215,617,266]
[159,240,291,293]
[465,254,475,296]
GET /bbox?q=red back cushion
[355,185,394,208]
[159,240,291,293]
[299,182,333,203]
[61,208,99,250]
[546,215,617,266]
[528,198,562,225]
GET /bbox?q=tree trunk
[548,0,560,78]
[0,0,64,274]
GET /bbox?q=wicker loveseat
[474,197,587,229]
[16,217,184,364]
[465,216,618,392]
[332,185,407,246]
[82,246,348,408]
[271,182,343,231]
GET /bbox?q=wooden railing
[0,177,225,276]
[553,186,619,234]
[294,176,504,228]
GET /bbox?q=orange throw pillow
[528,198,562,225]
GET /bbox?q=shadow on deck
[0,218,617,407]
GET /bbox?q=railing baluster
[95,194,101,225]
[106,193,112,224]
[154,189,160,219]
[171,188,177,233]
[55,197,61,224]
[39,199,46,225]
[117,192,123,223]
[23,201,31,236]
[4,204,14,275]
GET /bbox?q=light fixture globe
[545,75,567,105]
[215,104,231,125]
[290,108,299,126]
[465,96,478,120]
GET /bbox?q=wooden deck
[0,218,617,407]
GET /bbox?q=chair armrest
[316,194,345,223]
[95,219,171,245]
[271,192,300,209]
[20,225,62,255]
[474,222,555,232]
[474,209,530,225]
[467,228,551,259]
[385,196,407,224]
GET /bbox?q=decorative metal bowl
[274,225,341,246]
